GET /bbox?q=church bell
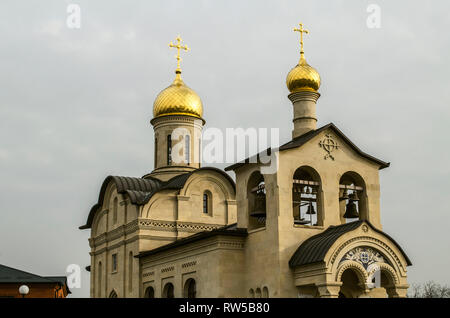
[250,192,266,218]
[343,200,359,219]
[305,201,316,215]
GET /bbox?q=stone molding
[329,236,406,273]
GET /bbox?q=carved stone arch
[336,260,368,284]
[377,262,399,285]
[328,236,407,277]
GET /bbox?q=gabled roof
[288,220,412,268]
[0,264,71,294]
[79,167,236,230]
[135,223,247,259]
[225,123,390,171]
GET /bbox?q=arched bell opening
[292,166,322,226]
[247,171,266,231]
[339,171,367,224]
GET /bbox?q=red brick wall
[0,283,67,298]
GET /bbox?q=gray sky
[0,0,449,297]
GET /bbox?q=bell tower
[286,23,321,138]
[149,36,205,181]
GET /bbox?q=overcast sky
[0,0,449,297]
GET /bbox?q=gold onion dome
[286,56,321,92]
[153,35,203,119]
[153,71,203,119]
[286,23,321,93]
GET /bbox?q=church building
[79,24,411,298]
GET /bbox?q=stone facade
[80,34,411,298]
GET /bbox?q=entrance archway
[339,268,364,298]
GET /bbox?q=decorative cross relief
[319,134,339,160]
[340,247,385,270]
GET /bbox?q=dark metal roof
[136,223,246,258]
[288,220,412,268]
[0,264,71,294]
[225,123,390,171]
[80,167,236,230]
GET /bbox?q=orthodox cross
[293,23,309,57]
[319,134,339,160]
[169,36,190,72]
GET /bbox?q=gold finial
[169,35,190,74]
[293,23,309,61]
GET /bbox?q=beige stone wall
[88,167,237,297]
[140,235,246,298]
[229,126,402,297]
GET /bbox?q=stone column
[288,90,320,139]
[386,284,409,298]
[316,283,342,298]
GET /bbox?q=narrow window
[185,135,190,164]
[203,193,208,214]
[203,191,212,214]
[112,253,117,272]
[167,135,172,165]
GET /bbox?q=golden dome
[153,71,203,119]
[286,55,321,93]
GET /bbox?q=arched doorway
[339,268,364,298]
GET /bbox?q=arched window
[128,252,133,292]
[97,261,102,298]
[247,171,266,230]
[255,288,262,298]
[184,278,196,298]
[203,191,212,215]
[167,135,172,165]
[292,166,322,226]
[262,287,269,298]
[249,288,255,298]
[144,286,155,298]
[109,290,118,298]
[162,283,174,298]
[185,135,190,164]
[339,172,366,223]
[113,197,118,224]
